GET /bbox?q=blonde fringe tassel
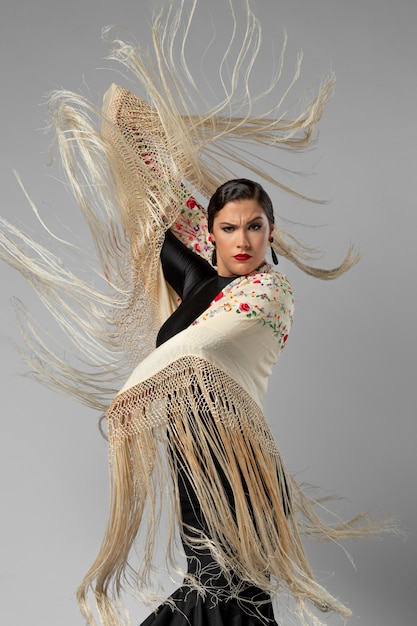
[0,0,360,410]
[75,356,391,626]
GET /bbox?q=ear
[269,224,275,239]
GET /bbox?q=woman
[71,109,370,623]
[102,178,294,626]
[133,178,291,626]
[0,5,385,626]
[74,172,346,626]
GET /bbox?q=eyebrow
[218,215,266,226]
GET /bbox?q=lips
[234,254,251,261]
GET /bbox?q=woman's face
[211,198,273,277]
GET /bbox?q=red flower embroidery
[239,302,251,313]
[193,242,201,253]
[186,197,197,209]
[214,291,224,302]
[283,334,288,344]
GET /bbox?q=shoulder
[216,265,294,339]
[234,265,294,313]
[248,265,293,293]
[193,265,294,347]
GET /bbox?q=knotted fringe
[77,356,382,626]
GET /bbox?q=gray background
[0,1,415,625]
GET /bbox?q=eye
[221,226,235,233]
[249,223,262,231]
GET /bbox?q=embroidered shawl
[0,7,380,624]
[75,84,363,626]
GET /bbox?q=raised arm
[160,229,216,300]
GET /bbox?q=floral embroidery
[193,264,294,348]
[172,194,213,262]
[185,197,198,210]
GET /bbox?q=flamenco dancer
[0,3,388,625]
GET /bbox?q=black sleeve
[160,229,216,300]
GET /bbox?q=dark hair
[207,179,274,232]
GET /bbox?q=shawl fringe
[77,356,381,626]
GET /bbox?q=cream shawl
[104,267,299,574]
[0,8,381,623]
[71,82,375,626]
[76,80,377,626]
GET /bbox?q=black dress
[140,232,278,625]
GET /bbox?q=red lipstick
[234,254,251,261]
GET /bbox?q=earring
[269,237,279,265]
[211,242,217,266]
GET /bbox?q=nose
[237,230,249,248]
